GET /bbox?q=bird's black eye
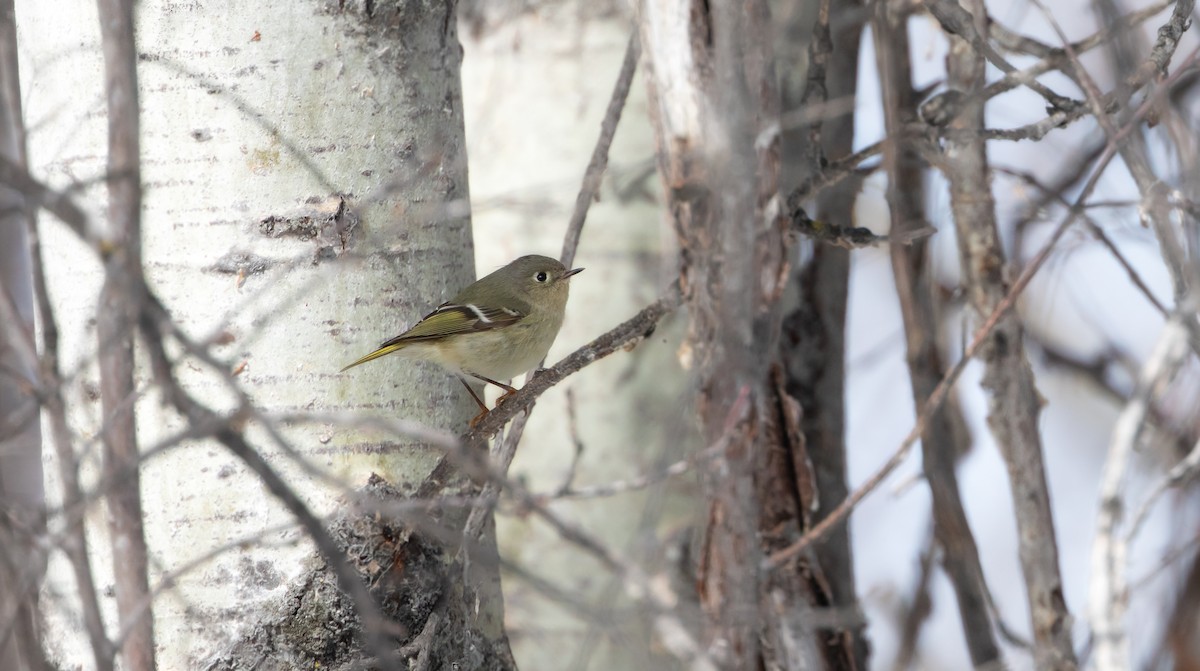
[534,271,549,282]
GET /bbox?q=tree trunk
[641,0,792,667]
[18,0,511,667]
[777,0,871,665]
[0,1,46,668]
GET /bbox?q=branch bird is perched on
[341,255,583,426]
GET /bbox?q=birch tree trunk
[18,0,510,667]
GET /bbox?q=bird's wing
[380,301,527,345]
[340,301,530,372]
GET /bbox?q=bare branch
[1089,313,1191,671]
[137,296,404,667]
[1126,436,1200,545]
[0,28,47,671]
[768,77,1156,567]
[434,393,726,670]
[464,286,682,441]
[1043,0,1200,315]
[94,2,155,666]
[560,29,640,270]
[0,156,92,245]
[457,28,645,563]
[924,0,1079,111]
[778,0,872,662]
[875,0,1002,661]
[968,0,1196,143]
[447,287,682,588]
[25,188,113,671]
[997,165,1171,318]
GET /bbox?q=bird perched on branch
[342,255,583,427]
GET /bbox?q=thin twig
[997,165,1170,317]
[544,435,729,500]
[25,199,113,671]
[552,388,587,496]
[1039,0,1200,345]
[560,29,640,270]
[138,297,403,668]
[457,28,645,560]
[877,1,1001,660]
[436,385,735,670]
[768,82,1165,568]
[924,0,1079,111]
[464,286,681,440]
[0,155,92,245]
[1088,313,1190,671]
[941,0,1076,662]
[1126,436,1200,544]
[110,522,302,650]
[891,524,936,671]
[454,287,681,558]
[1129,532,1200,592]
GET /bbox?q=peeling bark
[777,0,870,665]
[641,0,794,666]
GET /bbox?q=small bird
[341,255,583,426]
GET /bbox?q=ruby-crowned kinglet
[341,255,583,425]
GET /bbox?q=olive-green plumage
[341,255,582,422]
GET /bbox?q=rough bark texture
[641,0,794,667]
[206,475,515,671]
[200,2,514,668]
[942,3,1077,668]
[20,0,511,667]
[777,0,870,665]
[872,2,1001,665]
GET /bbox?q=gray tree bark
[777,0,871,664]
[0,1,46,668]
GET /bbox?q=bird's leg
[458,377,491,428]
[469,373,519,407]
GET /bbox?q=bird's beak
[563,267,584,279]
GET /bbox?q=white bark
[1089,314,1190,671]
[18,1,478,666]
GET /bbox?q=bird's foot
[469,408,490,428]
[495,388,518,407]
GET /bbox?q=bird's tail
[339,342,408,372]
